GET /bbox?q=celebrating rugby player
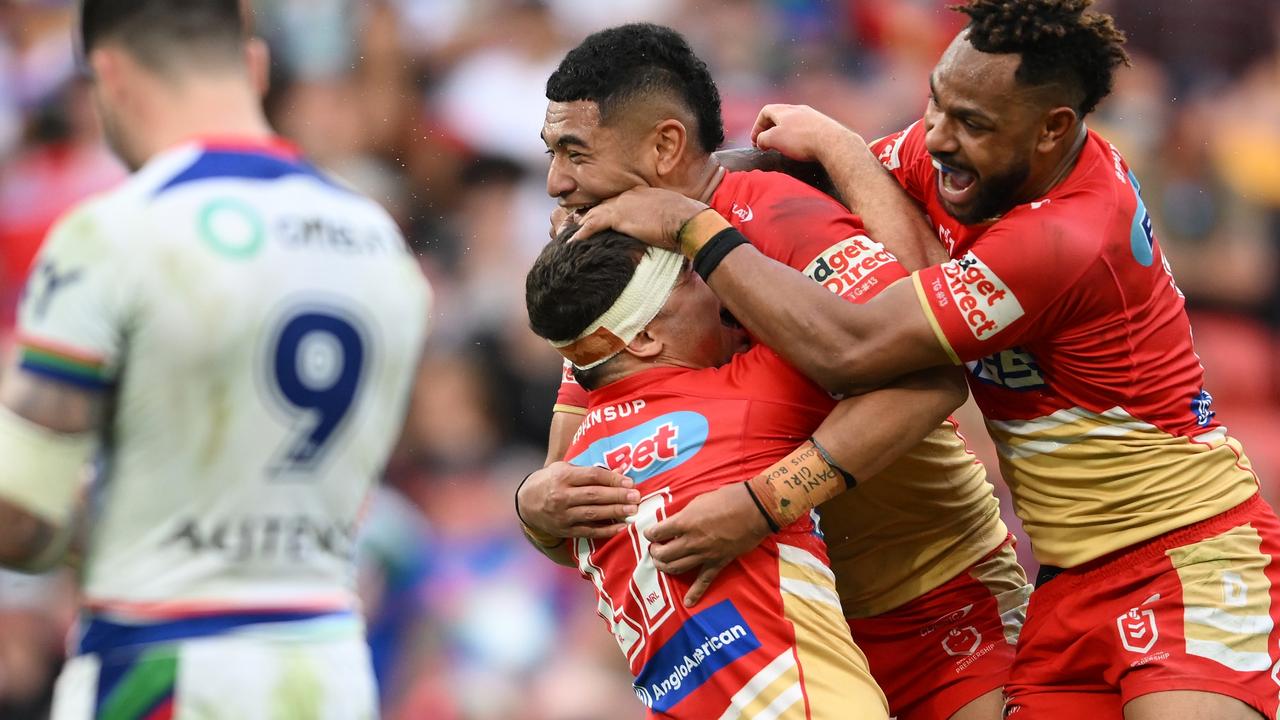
[570,2,1280,718]
[519,24,1029,720]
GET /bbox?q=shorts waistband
[1032,493,1264,604]
[77,609,355,657]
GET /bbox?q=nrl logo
[1117,606,1159,654]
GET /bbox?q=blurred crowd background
[0,0,1277,718]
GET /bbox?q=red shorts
[848,535,1030,720]
[1006,493,1280,718]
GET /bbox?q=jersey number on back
[268,308,367,474]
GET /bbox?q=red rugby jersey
[567,345,845,716]
[872,121,1259,567]
[555,170,1006,618]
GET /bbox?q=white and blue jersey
[17,137,430,718]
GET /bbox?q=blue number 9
[271,310,365,470]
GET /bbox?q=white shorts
[51,627,378,720]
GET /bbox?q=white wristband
[0,405,94,525]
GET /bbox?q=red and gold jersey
[557,170,1007,617]
[872,121,1260,568]
[567,350,889,717]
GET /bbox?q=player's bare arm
[512,407,637,567]
[712,147,839,201]
[647,365,968,606]
[0,367,100,571]
[752,104,947,270]
[571,187,954,394]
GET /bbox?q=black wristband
[692,227,749,280]
[810,436,857,489]
[742,480,780,533]
[514,470,537,526]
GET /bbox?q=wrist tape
[744,438,853,530]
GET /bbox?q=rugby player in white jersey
[0,1,432,718]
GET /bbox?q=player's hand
[549,205,577,240]
[646,483,771,607]
[568,187,708,251]
[517,462,639,540]
[751,104,861,164]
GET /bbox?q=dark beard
[940,162,1031,224]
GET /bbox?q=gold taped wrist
[677,209,733,259]
[0,405,92,526]
[745,439,847,530]
[521,522,566,549]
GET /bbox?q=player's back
[23,139,430,621]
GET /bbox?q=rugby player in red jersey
[569,3,1280,719]
[519,25,1029,720]
[525,228,893,719]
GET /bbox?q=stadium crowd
[0,1,1277,718]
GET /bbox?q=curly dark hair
[954,0,1130,116]
[546,23,725,154]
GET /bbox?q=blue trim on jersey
[18,360,113,390]
[154,150,348,195]
[77,610,351,656]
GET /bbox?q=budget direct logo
[940,251,1024,340]
[567,411,708,484]
[633,600,761,712]
[804,236,900,301]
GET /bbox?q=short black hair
[80,0,245,70]
[527,228,651,390]
[955,0,1130,116]
[546,23,725,154]
[526,228,648,345]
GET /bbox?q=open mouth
[560,202,598,216]
[933,159,978,206]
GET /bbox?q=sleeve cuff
[910,272,962,366]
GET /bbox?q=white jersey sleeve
[15,200,138,389]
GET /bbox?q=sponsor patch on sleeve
[938,251,1024,340]
[803,235,904,303]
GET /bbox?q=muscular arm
[709,247,953,394]
[645,358,967,605]
[751,105,946,271]
[544,411,583,467]
[805,133,945,271]
[813,367,966,480]
[712,148,839,202]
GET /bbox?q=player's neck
[133,77,275,167]
[662,155,726,204]
[1023,121,1088,203]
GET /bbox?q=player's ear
[245,37,271,97]
[624,328,663,360]
[88,48,129,108]
[652,118,687,178]
[1037,106,1077,154]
